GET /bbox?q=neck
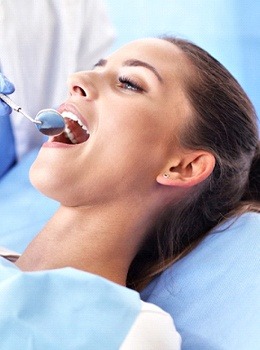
[15,198,156,286]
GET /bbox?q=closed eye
[117,76,145,92]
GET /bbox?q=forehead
[108,38,189,80]
[115,38,182,57]
[115,38,181,56]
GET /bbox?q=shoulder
[120,301,181,350]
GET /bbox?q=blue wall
[106,0,260,121]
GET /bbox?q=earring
[163,173,170,179]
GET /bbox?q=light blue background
[105,0,260,122]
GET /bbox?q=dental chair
[0,148,259,349]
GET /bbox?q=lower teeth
[65,127,77,144]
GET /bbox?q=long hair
[127,36,260,291]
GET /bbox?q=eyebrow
[94,58,163,83]
[94,59,107,67]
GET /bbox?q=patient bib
[0,258,141,349]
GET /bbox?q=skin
[15,38,215,286]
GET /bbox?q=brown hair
[127,36,260,291]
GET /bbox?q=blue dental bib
[0,259,141,349]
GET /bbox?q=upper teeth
[61,111,89,133]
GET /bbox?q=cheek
[102,101,162,145]
[99,102,173,168]
[98,120,167,184]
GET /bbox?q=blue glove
[0,73,15,116]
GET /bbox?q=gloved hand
[0,73,15,116]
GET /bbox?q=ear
[156,150,215,188]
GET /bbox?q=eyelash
[118,76,145,92]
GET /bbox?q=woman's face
[30,38,192,206]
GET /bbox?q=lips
[52,104,90,144]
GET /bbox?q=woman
[0,36,259,348]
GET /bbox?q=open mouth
[51,111,90,144]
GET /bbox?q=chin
[29,158,62,202]
[30,161,51,196]
[29,159,85,207]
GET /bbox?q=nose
[67,71,99,100]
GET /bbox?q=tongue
[52,132,71,144]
